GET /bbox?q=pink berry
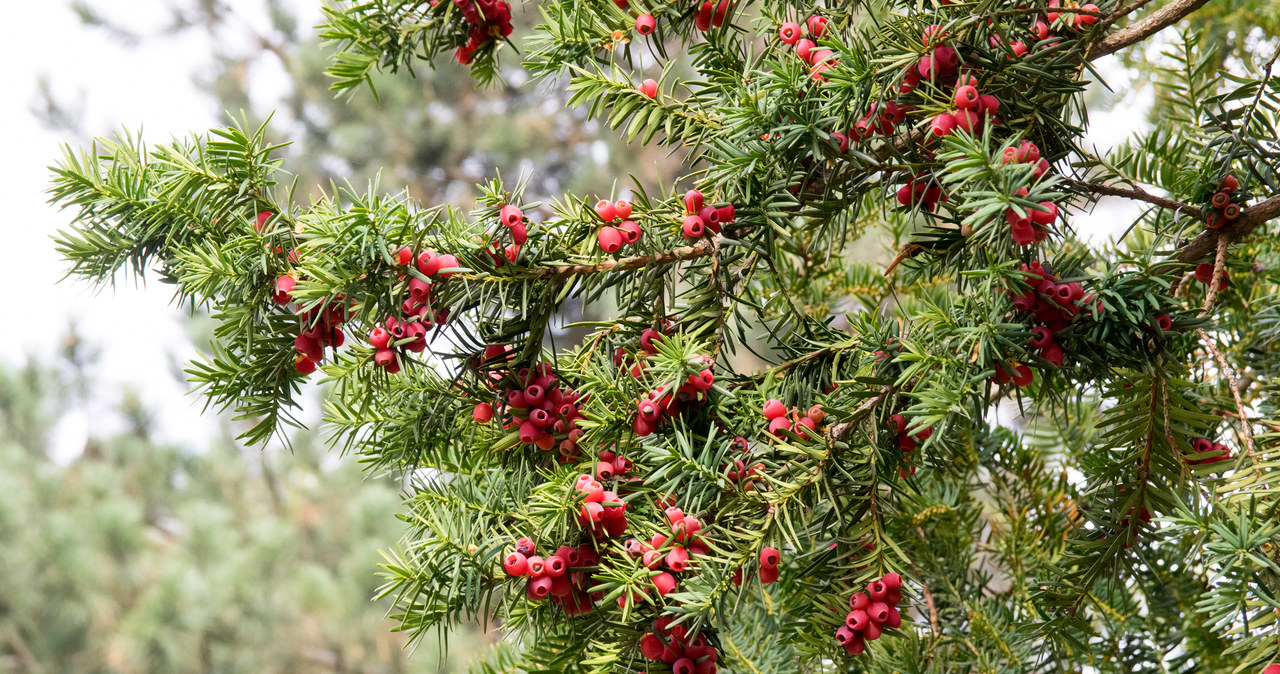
[595,199,618,222]
[639,79,658,99]
[762,399,787,419]
[617,220,642,244]
[635,13,656,35]
[598,227,624,253]
[435,254,459,278]
[806,15,827,38]
[778,21,802,44]
[499,204,523,227]
[795,38,815,62]
[681,215,706,239]
[503,551,529,576]
[930,113,957,137]
[954,85,979,109]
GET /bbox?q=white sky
[2,0,1149,461]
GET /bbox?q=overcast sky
[2,0,1150,461]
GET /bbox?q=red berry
[681,215,706,239]
[760,546,780,569]
[672,658,695,674]
[416,250,439,276]
[595,199,618,222]
[835,625,856,645]
[806,15,827,38]
[666,546,690,572]
[617,220,642,244]
[635,13,656,35]
[499,204,523,227]
[1220,175,1239,192]
[473,403,494,423]
[504,551,529,576]
[762,399,786,419]
[639,79,658,99]
[954,85,979,109]
[640,633,666,660]
[527,575,553,600]
[435,254,459,277]
[684,189,704,214]
[847,609,870,630]
[759,566,779,583]
[778,21,802,44]
[867,580,887,601]
[526,555,547,577]
[294,354,317,375]
[598,227,624,253]
[850,592,870,611]
[273,275,296,305]
[515,537,536,556]
[930,113,957,137]
[653,571,677,596]
[795,38,815,62]
[1011,363,1034,387]
[255,211,274,231]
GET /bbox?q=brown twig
[919,573,941,640]
[1201,234,1229,313]
[828,385,896,441]
[1063,178,1203,218]
[1087,0,1213,60]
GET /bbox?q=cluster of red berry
[367,247,458,374]
[1000,142,1057,246]
[1205,176,1243,229]
[574,473,630,539]
[627,337,716,437]
[835,573,904,655]
[638,617,720,674]
[594,199,642,253]
[502,537,601,613]
[679,189,736,240]
[1047,0,1101,29]
[289,297,352,375]
[1187,437,1232,466]
[895,173,944,212]
[930,73,1001,138]
[452,0,515,65]
[723,436,764,487]
[692,0,732,32]
[777,15,836,82]
[761,399,824,440]
[256,211,349,376]
[476,204,527,268]
[1004,261,1098,377]
[887,414,930,477]
[620,506,709,604]
[887,414,931,452]
[472,357,589,457]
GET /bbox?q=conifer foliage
[47,0,1280,670]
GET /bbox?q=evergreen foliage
[46,0,1280,670]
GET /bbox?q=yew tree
[47,0,1280,670]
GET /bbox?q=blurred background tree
[53,0,686,209]
[0,332,489,672]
